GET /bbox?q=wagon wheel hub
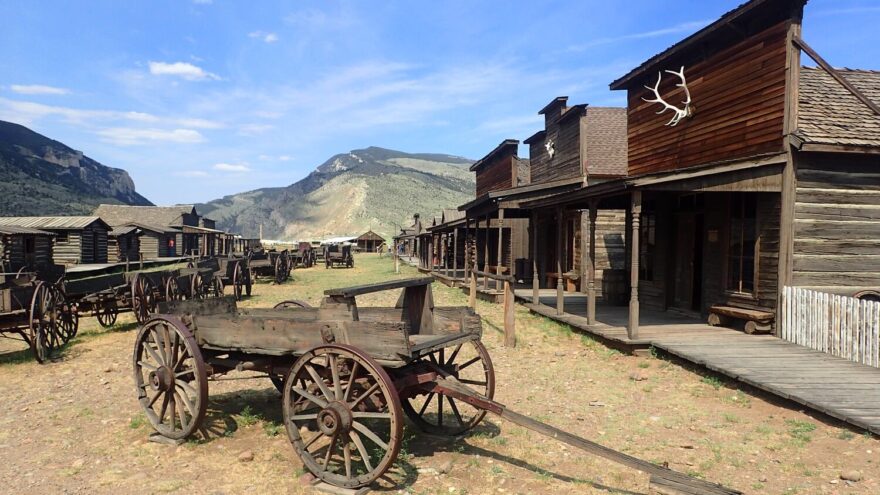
[317,401,352,436]
[149,366,174,392]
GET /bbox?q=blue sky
[1,0,878,205]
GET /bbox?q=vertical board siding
[625,21,788,176]
[475,156,516,197]
[782,287,880,368]
[529,114,584,184]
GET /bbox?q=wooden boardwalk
[514,289,880,435]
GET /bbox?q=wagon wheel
[28,282,57,363]
[283,344,402,489]
[274,256,285,284]
[210,276,223,298]
[273,300,313,309]
[347,255,354,269]
[231,262,244,301]
[189,273,205,300]
[164,276,182,302]
[133,316,208,439]
[132,274,157,325]
[401,340,495,436]
[55,291,79,344]
[96,302,119,327]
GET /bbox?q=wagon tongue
[429,376,742,495]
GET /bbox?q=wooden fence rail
[781,286,880,368]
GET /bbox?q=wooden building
[0,216,109,265]
[526,0,880,338]
[355,230,386,252]
[0,225,54,271]
[107,222,178,261]
[393,214,424,260]
[94,204,220,257]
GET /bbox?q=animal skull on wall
[642,66,693,126]
[545,139,556,158]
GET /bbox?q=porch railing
[781,286,880,368]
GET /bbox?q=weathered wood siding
[476,156,516,197]
[792,153,880,294]
[529,113,584,184]
[625,21,788,176]
[52,230,81,265]
[110,233,140,262]
[1,234,53,270]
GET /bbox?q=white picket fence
[781,286,880,368]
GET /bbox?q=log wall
[791,153,880,294]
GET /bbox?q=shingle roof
[584,107,628,177]
[0,225,54,236]
[109,225,140,237]
[795,67,880,149]
[0,216,108,230]
[93,204,196,227]
[441,209,465,224]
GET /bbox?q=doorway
[671,212,703,313]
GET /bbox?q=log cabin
[107,222,178,261]
[525,0,880,338]
[0,225,54,272]
[0,216,109,265]
[94,204,216,257]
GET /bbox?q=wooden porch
[514,289,880,435]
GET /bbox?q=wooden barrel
[600,269,628,306]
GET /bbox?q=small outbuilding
[355,230,386,253]
[0,216,110,265]
[0,225,54,271]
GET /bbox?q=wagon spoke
[330,354,342,400]
[176,392,189,428]
[289,413,319,421]
[343,442,352,478]
[447,397,464,426]
[349,382,380,410]
[305,364,335,402]
[147,390,164,408]
[437,392,443,426]
[446,344,463,366]
[175,388,197,417]
[323,432,338,467]
[351,412,391,420]
[163,326,174,364]
[137,360,158,371]
[158,392,170,424]
[343,362,360,402]
[168,393,177,431]
[458,379,487,386]
[291,386,329,409]
[418,393,435,416]
[352,421,389,451]
[171,330,180,371]
[303,431,324,453]
[144,335,164,365]
[349,431,374,473]
[458,356,481,370]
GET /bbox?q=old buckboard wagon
[133,277,739,494]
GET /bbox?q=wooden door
[672,214,695,310]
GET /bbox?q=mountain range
[0,120,152,216]
[197,146,475,240]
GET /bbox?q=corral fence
[781,286,880,368]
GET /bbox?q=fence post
[469,268,477,310]
[395,252,399,274]
[504,279,516,347]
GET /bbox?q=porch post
[587,200,597,325]
[483,214,490,290]
[496,208,505,283]
[453,227,459,281]
[532,210,539,304]
[556,207,564,315]
[628,191,642,340]
[463,218,470,280]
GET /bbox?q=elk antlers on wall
[643,66,693,126]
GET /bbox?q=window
[56,231,69,243]
[639,208,656,281]
[727,193,757,294]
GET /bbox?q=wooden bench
[546,271,579,292]
[708,305,774,334]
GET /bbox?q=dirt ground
[0,254,877,495]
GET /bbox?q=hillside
[198,146,475,240]
[0,120,152,215]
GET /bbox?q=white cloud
[9,84,69,95]
[238,123,274,135]
[567,20,709,52]
[248,31,279,43]
[174,170,209,177]
[148,61,219,81]
[278,155,291,161]
[213,162,251,172]
[97,127,205,146]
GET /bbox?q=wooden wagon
[134,277,739,494]
[291,242,316,269]
[0,265,75,362]
[196,256,252,301]
[323,243,353,269]
[247,248,291,284]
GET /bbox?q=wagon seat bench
[133,277,740,495]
